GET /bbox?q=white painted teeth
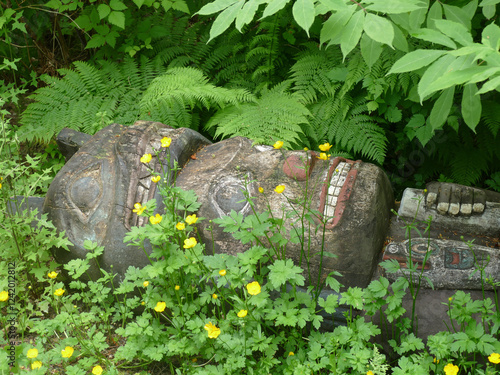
[324,162,351,221]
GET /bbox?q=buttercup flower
[303,147,308,151]
[258,187,264,193]
[366,372,374,375]
[140,153,152,163]
[176,222,185,230]
[433,358,440,364]
[0,291,8,301]
[54,288,65,296]
[61,346,74,358]
[204,322,221,339]
[185,214,198,225]
[31,361,42,370]
[318,153,330,160]
[489,353,500,364]
[141,301,145,305]
[154,301,166,312]
[443,363,459,375]
[289,352,294,356]
[48,271,58,279]
[161,137,172,148]
[27,348,38,358]
[151,175,161,183]
[319,142,333,152]
[212,294,218,299]
[219,269,226,276]
[149,214,162,225]
[183,237,197,249]
[143,281,149,287]
[175,285,180,290]
[133,203,146,215]
[273,141,284,149]
[92,365,103,375]
[246,281,261,295]
[274,185,285,194]
[237,309,248,318]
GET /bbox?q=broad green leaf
[293,0,315,36]
[45,0,62,9]
[448,45,492,59]
[409,7,427,30]
[97,4,111,19]
[443,4,471,30]
[411,28,456,49]
[318,0,347,12]
[483,5,496,19]
[462,83,481,131]
[172,0,190,13]
[75,15,92,30]
[389,13,410,30]
[86,34,106,49]
[340,10,364,60]
[132,0,145,8]
[417,54,456,100]
[261,0,291,19]
[429,86,455,131]
[320,6,355,46]
[482,23,500,50]
[426,0,442,29]
[480,0,500,5]
[424,66,490,96]
[236,0,261,31]
[208,1,243,42]
[108,11,125,28]
[360,34,383,68]
[363,13,394,47]
[469,67,500,83]
[365,0,426,14]
[162,0,172,11]
[110,0,127,11]
[434,19,473,46]
[477,75,500,94]
[416,118,435,146]
[388,49,446,74]
[392,24,408,52]
[404,114,426,141]
[197,0,238,16]
[463,0,478,16]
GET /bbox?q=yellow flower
[212,293,218,299]
[433,358,440,364]
[183,237,197,249]
[443,363,459,375]
[132,203,146,215]
[288,352,294,356]
[149,214,162,225]
[140,153,152,163]
[27,348,38,358]
[151,175,161,183]
[185,214,198,225]
[303,147,308,151]
[141,301,145,305]
[176,222,185,230]
[219,269,226,276]
[449,297,453,302]
[92,365,103,375]
[319,142,333,152]
[54,288,65,297]
[258,187,264,193]
[274,185,285,194]
[161,137,172,148]
[273,140,284,149]
[366,372,374,375]
[0,291,8,301]
[31,361,42,370]
[154,301,166,312]
[246,281,261,295]
[48,271,58,279]
[61,346,74,358]
[204,322,221,339]
[317,153,330,160]
[237,309,247,318]
[175,285,180,290]
[143,281,149,287]
[489,353,500,364]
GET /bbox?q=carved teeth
[324,161,351,223]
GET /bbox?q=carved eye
[209,175,252,217]
[68,164,103,222]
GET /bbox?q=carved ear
[56,128,92,162]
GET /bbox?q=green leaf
[208,1,243,42]
[363,13,394,47]
[172,0,190,13]
[86,34,106,48]
[482,23,500,50]
[409,6,427,31]
[45,0,62,9]
[236,0,260,31]
[443,4,471,29]
[388,49,446,74]
[97,4,111,19]
[429,86,455,131]
[392,24,408,52]
[360,34,383,68]
[417,54,455,100]
[262,0,290,19]
[132,0,145,8]
[197,0,238,15]
[365,0,426,14]
[434,19,473,46]
[340,10,364,60]
[110,0,128,11]
[477,75,500,94]
[411,28,456,49]
[318,0,348,12]
[462,83,481,131]
[483,4,496,19]
[320,6,355,46]
[293,0,315,36]
[481,0,500,5]
[268,259,305,288]
[162,0,172,11]
[75,15,92,30]
[108,11,125,28]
